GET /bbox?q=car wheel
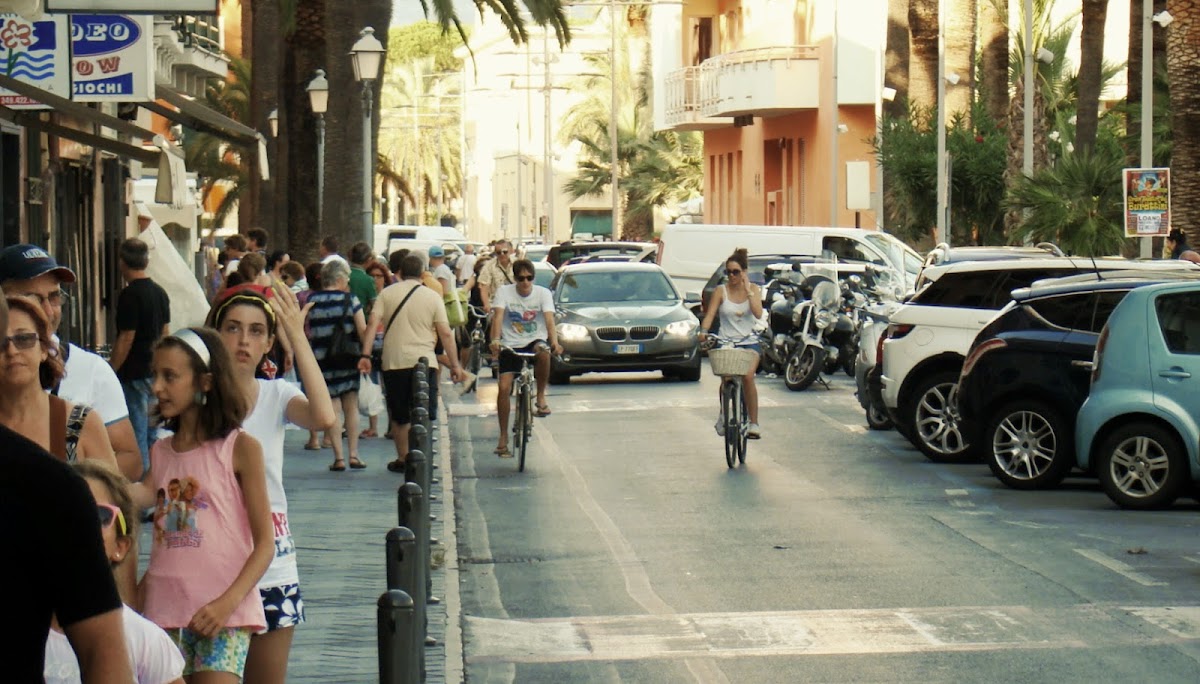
[907,370,976,462]
[865,398,893,431]
[676,363,702,382]
[1096,422,1188,510]
[784,346,825,391]
[985,401,1072,490]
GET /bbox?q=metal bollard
[377,590,418,684]
[384,527,417,592]
[395,485,432,663]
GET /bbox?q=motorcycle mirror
[849,275,862,285]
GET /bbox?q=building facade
[652,0,885,229]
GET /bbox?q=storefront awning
[147,84,270,181]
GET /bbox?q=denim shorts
[169,627,252,676]
[735,342,763,355]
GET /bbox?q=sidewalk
[280,412,462,682]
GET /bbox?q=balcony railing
[663,65,733,131]
[171,15,222,55]
[154,14,228,97]
[699,45,821,118]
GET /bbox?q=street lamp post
[350,27,385,245]
[609,0,620,239]
[307,69,329,228]
[1141,6,1173,257]
[542,30,555,243]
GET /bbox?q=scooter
[853,267,904,429]
[783,264,842,392]
[757,265,807,375]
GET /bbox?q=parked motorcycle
[783,263,842,391]
[852,267,904,429]
[757,264,807,375]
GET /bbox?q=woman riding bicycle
[489,258,562,457]
[699,248,763,439]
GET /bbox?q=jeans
[122,378,155,473]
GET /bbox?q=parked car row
[873,248,1200,510]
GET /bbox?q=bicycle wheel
[722,381,737,469]
[516,381,530,472]
[466,339,481,375]
[737,381,749,464]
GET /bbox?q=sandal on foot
[304,442,321,451]
[349,457,367,469]
[386,459,407,473]
[494,445,512,457]
[534,404,552,417]
[359,429,378,439]
[329,460,346,472]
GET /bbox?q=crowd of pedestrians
[8,224,493,682]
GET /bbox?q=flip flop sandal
[535,405,552,417]
[386,460,407,473]
[494,446,512,458]
[349,458,367,469]
[329,461,346,472]
[304,443,322,451]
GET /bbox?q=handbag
[326,295,362,371]
[444,288,469,328]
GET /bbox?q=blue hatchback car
[1076,281,1200,509]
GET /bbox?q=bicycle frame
[500,345,542,473]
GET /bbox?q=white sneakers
[716,420,763,438]
[714,420,725,436]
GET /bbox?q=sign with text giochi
[70,13,152,101]
[0,13,70,109]
[1123,167,1171,238]
[46,0,218,12]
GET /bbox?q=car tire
[784,346,825,392]
[676,364,702,382]
[906,369,977,463]
[1096,422,1188,510]
[985,400,1072,490]
[865,398,893,431]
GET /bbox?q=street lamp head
[1036,47,1055,64]
[350,27,385,83]
[945,72,961,85]
[836,123,849,134]
[1152,10,1173,27]
[267,108,279,137]
[881,86,897,102]
[307,69,330,115]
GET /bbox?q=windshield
[865,233,923,276]
[534,267,555,289]
[557,270,679,304]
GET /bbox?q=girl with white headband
[131,327,273,683]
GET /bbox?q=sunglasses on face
[0,332,39,351]
[97,503,127,536]
[515,274,534,282]
[725,268,743,276]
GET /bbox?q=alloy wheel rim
[993,410,1057,480]
[1109,436,1170,498]
[915,382,968,455]
[787,350,813,383]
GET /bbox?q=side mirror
[684,291,701,305]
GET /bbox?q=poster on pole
[1123,167,1171,238]
[70,14,153,101]
[0,13,70,109]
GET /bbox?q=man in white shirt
[488,258,562,457]
[456,243,477,286]
[0,245,141,481]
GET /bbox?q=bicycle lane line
[532,421,732,684]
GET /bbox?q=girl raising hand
[134,327,273,683]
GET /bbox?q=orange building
[651,0,885,228]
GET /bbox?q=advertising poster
[0,13,70,109]
[1124,167,1171,238]
[70,13,153,102]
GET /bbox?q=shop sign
[1123,167,1171,238]
[0,13,70,109]
[70,13,152,101]
[46,1,218,12]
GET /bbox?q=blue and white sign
[0,13,70,109]
[47,1,219,11]
[70,13,152,101]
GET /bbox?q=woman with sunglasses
[43,460,185,684]
[0,296,117,465]
[698,248,764,439]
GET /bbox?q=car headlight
[665,320,697,336]
[559,323,590,341]
[815,311,835,329]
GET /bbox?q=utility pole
[610,0,621,239]
[543,29,555,243]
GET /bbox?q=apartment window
[690,17,713,65]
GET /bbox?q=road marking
[945,489,969,497]
[1183,555,1200,566]
[843,423,868,434]
[1074,548,1168,587]
[533,422,730,683]
[464,603,1161,663]
[1005,520,1052,530]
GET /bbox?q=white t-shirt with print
[493,284,555,348]
[243,378,305,588]
[58,341,130,425]
[44,605,185,684]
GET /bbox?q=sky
[391,0,478,27]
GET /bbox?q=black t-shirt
[115,277,171,381]
[1,424,122,680]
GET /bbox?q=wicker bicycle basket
[707,347,759,377]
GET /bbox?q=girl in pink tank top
[131,327,273,683]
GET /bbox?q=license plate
[613,343,641,354]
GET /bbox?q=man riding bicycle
[489,258,562,458]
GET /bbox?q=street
[447,368,1200,683]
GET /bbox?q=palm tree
[884,0,911,118]
[906,0,975,114]
[1075,0,1111,154]
[980,0,1009,124]
[185,56,251,229]
[1166,5,1200,244]
[276,0,325,261]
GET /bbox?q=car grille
[630,325,660,341]
[595,327,626,342]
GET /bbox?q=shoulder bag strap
[382,284,421,342]
[49,395,67,461]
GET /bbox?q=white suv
[881,257,1198,462]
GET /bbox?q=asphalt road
[445,365,1200,683]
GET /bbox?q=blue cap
[428,245,445,258]
[0,244,76,284]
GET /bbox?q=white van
[373,224,468,256]
[657,224,922,297]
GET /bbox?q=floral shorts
[259,582,306,633]
[169,627,252,676]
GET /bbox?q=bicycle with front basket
[704,334,760,468]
